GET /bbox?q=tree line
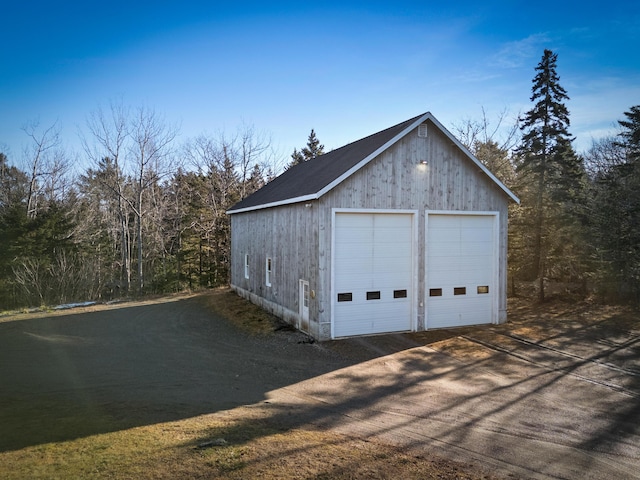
[1,50,639,309]
[0,103,275,308]
[457,50,640,304]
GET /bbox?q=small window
[393,289,407,298]
[454,287,466,295]
[366,291,381,300]
[265,257,272,287]
[244,254,250,279]
[477,285,489,294]
[303,282,309,308]
[429,288,442,297]
[337,292,353,302]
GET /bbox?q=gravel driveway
[1,294,639,479]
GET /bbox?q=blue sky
[1,1,638,169]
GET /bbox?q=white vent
[418,124,428,138]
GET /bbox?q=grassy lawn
[0,404,497,479]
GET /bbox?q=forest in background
[1,50,639,310]
[0,105,276,308]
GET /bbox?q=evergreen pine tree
[301,129,324,160]
[288,129,325,168]
[290,148,305,167]
[617,105,640,161]
[605,106,640,300]
[585,108,640,302]
[514,49,585,301]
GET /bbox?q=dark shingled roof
[228,112,518,214]
[228,113,426,213]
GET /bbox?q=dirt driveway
[1,294,639,479]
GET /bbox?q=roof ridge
[227,111,518,214]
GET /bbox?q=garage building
[227,112,519,341]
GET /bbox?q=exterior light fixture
[420,159,428,165]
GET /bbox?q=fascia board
[226,193,317,215]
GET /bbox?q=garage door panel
[336,230,374,245]
[334,301,411,337]
[373,249,412,262]
[428,297,492,328]
[427,256,467,281]
[429,255,465,268]
[460,215,491,228]
[334,246,373,266]
[427,214,495,329]
[334,212,413,338]
[467,273,492,285]
[335,268,412,284]
[335,278,375,292]
[335,278,408,292]
[429,229,459,244]
[427,242,460,257]
[460,255,493,270]
[335,257,411,276]
[363,278,409,290]
[336,305,410,324]
[374,232,410,246]
[336,214,372,228]
[335,248,373,268]
[374,214,412,228]
[461,228,493,243]
[374,242,412,256]
[334,254,374,268]
[374,255,411,269]
[335,300,411,319]
[461,242,493,256]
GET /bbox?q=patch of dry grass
[0,405,498,480]
[506,297,640,340]
[198,287,283,336]
[0,292,200,324]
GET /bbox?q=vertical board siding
[231,119,511,340]
[318,121,509,336]
[230,202,320,338]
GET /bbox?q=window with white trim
[244,254,250,279]
[265,257,272,286]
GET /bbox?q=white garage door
[427,214,496,328]
[333,213,413,338]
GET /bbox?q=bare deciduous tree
[129,106,179,292]
[82,100,133,292]
[451,107,519,185]
[235,123,271,199]
[21,119,69,217]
